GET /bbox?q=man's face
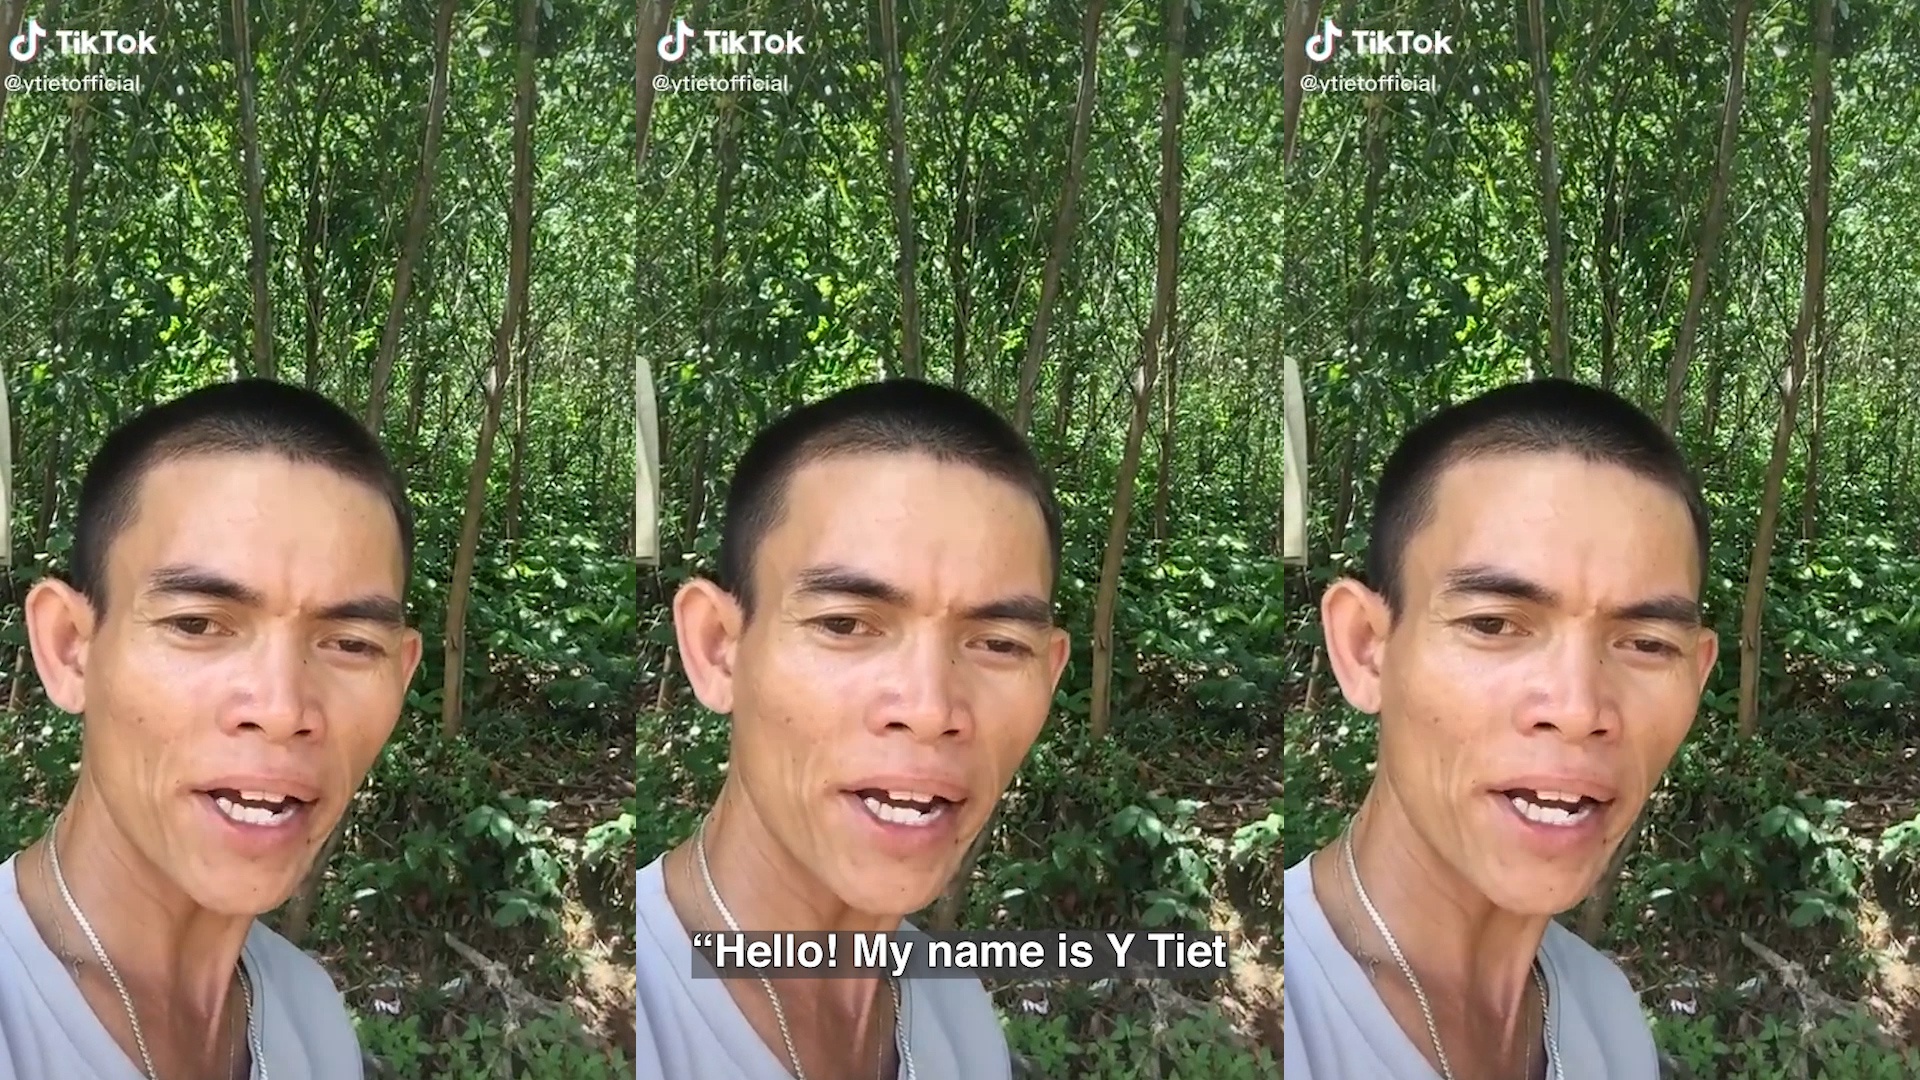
[712,452,1069,916]
[45,453,421,916]
[1349,452,1716,915]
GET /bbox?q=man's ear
[1692,625,1720,693]
[25,579,97,715]
[673,577,745,715]
[397,628,426,689]
[1320,577,1393,715]
[1043,628,1070,692]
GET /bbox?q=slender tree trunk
[876,0,923,377]
[1595,93,1624,390]
[405,353,430,445]
[1281,0,1323,167]
[1523,0,1569,378]
[233,0,274,379]
[1152,296,1180,543]
[1351,91,1387,352]
[1089,0,1184,741]
[1659,0,1752,433]
[366,0,457,431]
[635,0,671,171]
[678,102,739,552]
[1799,323,1830,543]
[1736,0,1832,740]
[1050,348,1078,471]
[1013,0,1105,432]
[505,318,534,545]
[1697,277,1735,449]
[946,95,978,392]
[441,0,538,739]
[0,0,28,149]
[298,79,336,391]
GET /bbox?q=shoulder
[908,974,1012,1080]
[246,922,357,1038]
[1541,920,1657,1048]
[248,921,347,998]
[245,922,366,1077]
[1542,920,1640,1003]
[896,922,1011,1079]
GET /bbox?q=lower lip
[841,792,964,856]
[1490,792,1610,854]
[196,794,315,858]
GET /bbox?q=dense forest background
[0,0,638,1076]
[1284,0,1920,1075]
[633,0,1284,1075]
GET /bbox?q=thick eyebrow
[793,564,1054,627]
[148,565,263,606]
[1441,564,1700,627]
[146,564,406,627]
[316,596,408,627]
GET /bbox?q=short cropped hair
[1365,378,1709,616]
[716,379,1062,616]
[71,379,414,611]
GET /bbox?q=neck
[671,780,898,1018]
[1342,782,1545,1025]
[36,775,253,1020]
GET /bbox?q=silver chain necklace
[1342,832,1561,1080]
[695,827,915,1080]
[46,826,268,1080]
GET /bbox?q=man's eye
[814,617,864,636]
[1462,616,1511,636]
[1630,638,1680,657]
[982,638,1035,657]
[165,616,216,636]
[334,638,387,657]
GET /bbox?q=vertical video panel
[0,1,638,1077]
[1282,0,1920,1077]
[632,0,1283,1076]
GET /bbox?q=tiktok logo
[1304,19,1454,62]
[8,17,47,62]
[1304,19,1343,62]
[657,17,695,62]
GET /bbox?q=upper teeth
[215,795,296,826]
[1511,794,1593,826]
[239,790,288,804]
[864,795,944,826]
[887,790,936,804]
[1531,790,1587,804]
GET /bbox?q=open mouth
[201,789,311,827]
[1500,788,1608,827]
[853,789,960,828]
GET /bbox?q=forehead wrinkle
[773,460,1051,604]
[1415,459,1698,613]
[119,461,405,607]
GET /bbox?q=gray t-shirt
[633,855,1013,1080]
[0,853,364,1080]
[1283,855,1658,1079]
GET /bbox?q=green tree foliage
[0,0,637,1074]
[1286,1,1920,1074]
[636,0,1283,1073]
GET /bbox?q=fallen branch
[1737,932,1862,1022]
[445,932,614,1057]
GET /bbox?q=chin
[831,863,951,920]
[1479,865,1601,918]
[178,862,307,919]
